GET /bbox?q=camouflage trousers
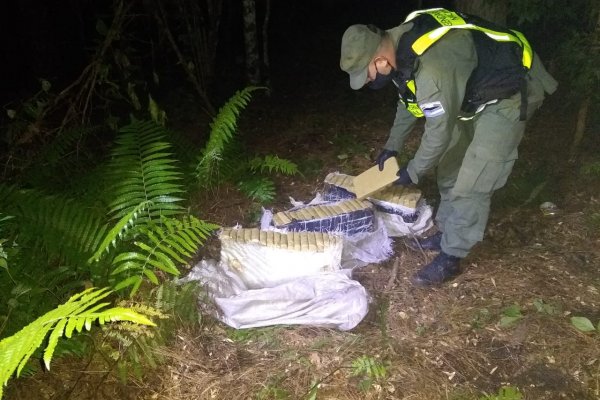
[435,96,542,258]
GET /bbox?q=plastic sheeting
[375,201,434,238]
[181,261,369,331]
[181,189,433,331]
[219,228,344,289]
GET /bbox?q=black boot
[411,251,461,287]
[407,231,442,252]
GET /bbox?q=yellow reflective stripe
[404,81,422,117]
[511,30,533,68]
[411,18,533,69]
[406,102,424,118]
[412,27,449,55]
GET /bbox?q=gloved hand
[375,149,398,171]
[395,165,413,185]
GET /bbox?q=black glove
[375,149,398,171]
[395,165,413,185]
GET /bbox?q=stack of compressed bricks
[219,227,343,253]
[324,172,421,210]
[271,198,374,235]
[219,227,344,289]
[322,172,356,201]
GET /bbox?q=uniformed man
[340,8,557,287]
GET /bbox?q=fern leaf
[88,201,153,263]
[114,276,143,296]
[106,120,185,221]
[111,216,218,296]
[43,319,68,370]
[143,269,159,285]
[195,86,266,187]
[0,288,155,397]
[237,177,276,203]
[0,185,107,265]
[250,155,299,176]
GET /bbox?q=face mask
[367,71,393,90]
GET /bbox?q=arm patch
[419,101,445,117]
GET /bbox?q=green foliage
[194,86,298,206]
[350,355,388,392]
[110,216,217,296]
[295,157,324,179]
[21,125,100,191]
[100,282,204,385]
[304,379,319,400]
[0,287,155,399]
[499,304,523,328]
[101,300,168,383]
[88,200,153,263]
[249,155,299,176]
[471,308,491,329]
[0,185,107,265]
[580,161,600,177]
[226,326,281,348]
[532,299,559,315]
[570,316,600,333]
[107,120,185,220]
[153,281,203,326]
[479,386,523,400]
[556,32,600,97]
[509,0,598,100]
[331,131,368,159]
[238,177,276,203]
[196,86,266,187]
[0,215,14,271]
[255,381,290,400]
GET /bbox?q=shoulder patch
[419,101,445,118]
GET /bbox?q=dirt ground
[5,33,600,400]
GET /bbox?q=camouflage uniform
[382,28,557,257]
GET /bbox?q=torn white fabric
[340,217,393,269]
[375,201,434,237]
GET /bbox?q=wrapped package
[219,227,344,289]
[271,199,374,235]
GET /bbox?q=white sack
[376,202,434,237]
[220,229,343,289]
[340,217,393,269]
[181,261,369,331]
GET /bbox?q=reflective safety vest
[393,8,533,120]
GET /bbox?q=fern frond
[195,86,266,187]
[107,120,185,221]
[249,155,299,176]
[0,184,107,264]
[88,200,153,263]
[111,216,218,297]
[0,287,155,398]
[237,177,276,203]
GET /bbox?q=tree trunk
[242,0,260,85]
[454,0,508,26]
[261,0,271,88]
[569,6,600,161]
[569,97,591,162]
